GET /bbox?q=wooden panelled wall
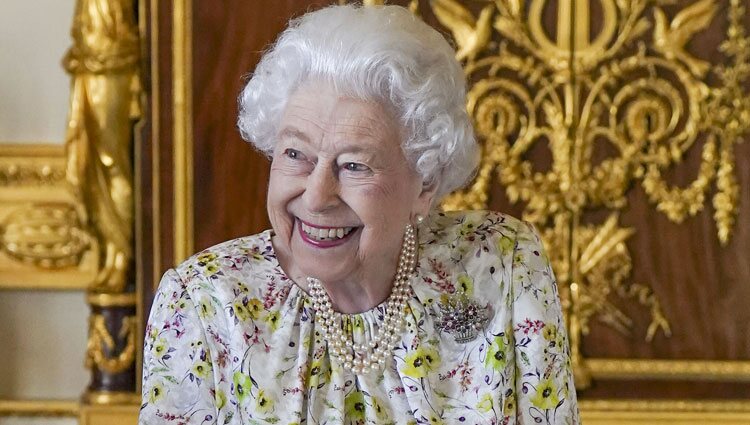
[137,0,750,412]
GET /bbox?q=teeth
[300,222,355,241]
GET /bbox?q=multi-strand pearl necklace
[307,223,417,374]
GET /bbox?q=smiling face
[267,82,434,310]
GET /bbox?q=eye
[284,148,304,160]
[342,162,370,172]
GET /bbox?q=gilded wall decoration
[394,0,750,388]
[85,313,137,375]
[64,0,142,293]
[62,0,142,404]
[0,145,98,289]
[1,203,89,269]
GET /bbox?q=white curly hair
[237,4,478,201]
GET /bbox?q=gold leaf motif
[578,214,634,276]
[85,314,136,374]
[653,0,717,77]
[430,0,494,61]
[430,0,747,389]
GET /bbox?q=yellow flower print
[264,310,281,331]
[456,274,474,296]
[205,263,219,276]
[215,389,227,409]
[233,371,252,403]
[542,324,557,341]
[371,396,389,420]
[402,346,441,378]
[344,391,366,421]
[306,359,330,389]
[152,338,168,358]
[459,220,477,236]
[196,252,217,263]
[191,360,211,379]
[476,392,494,413]
[168,299,187,312]
[349,316,365,333]
[198,299,216,319]
[530,378,560,410]
[497,235,514,256]
[503,393,516,415]
[302,334,312,350]
[485,335,508,371]
[255,389,274,413]
[148,382,164,403]
[248,297,264,320]
[233,300,251,322]
[429,414,444,424]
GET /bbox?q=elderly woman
[140,4,578,424]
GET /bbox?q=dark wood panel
[191,0,335,252]
[578,379,750,399]
[586,137,750,361]
[138,0,176,310]
[157,0,175,273]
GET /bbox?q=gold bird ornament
[653,0,717,77]
[361,0,418,14]
[430,0,494,62]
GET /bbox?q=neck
[321,272,396,314]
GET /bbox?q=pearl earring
[415,214,424,225]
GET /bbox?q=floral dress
[139,210,579,424]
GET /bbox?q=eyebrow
[277,127,311,143]
[277,126,379,155]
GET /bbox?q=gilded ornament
[85,314,137,374]
[0,204,90,268]
[419,0,749,389]
[63,0,142,292]
[430,0,494,62]
[0,161,65,186]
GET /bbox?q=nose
[302,163,339,213]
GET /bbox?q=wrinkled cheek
[266,181,298,240]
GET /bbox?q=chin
[291,230,358,281]
[299,258,353,283]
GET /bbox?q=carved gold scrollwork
[0,162,66,187]
[85,314,136,375]
[417,0,750,388]
[0,203,90,268]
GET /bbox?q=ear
[413,180,438,218]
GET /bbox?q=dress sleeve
[139,269,218,424]
[510,222,580,424]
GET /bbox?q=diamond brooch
[434,293,490,343]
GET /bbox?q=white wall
[1,1,84,424]
[0,291,89,399]
[0,0,76,143]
